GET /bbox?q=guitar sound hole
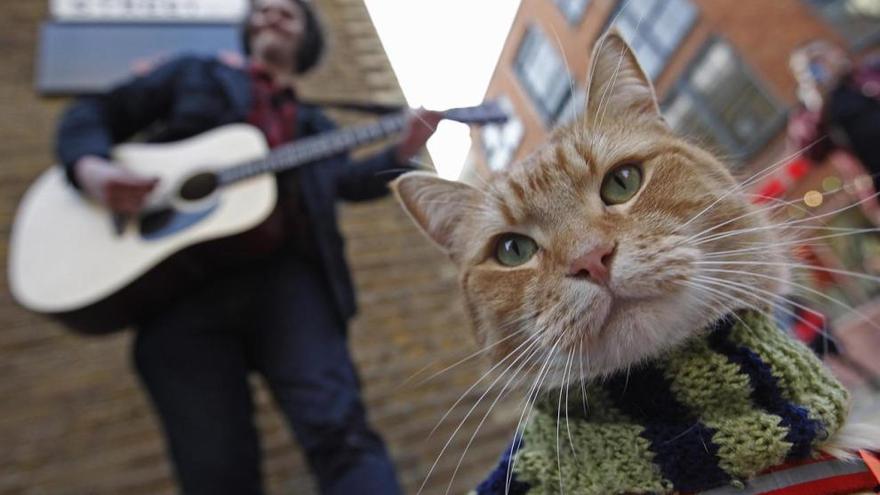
[140,208,175,236]
[179,172,219,201]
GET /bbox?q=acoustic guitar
[8,102,506,334]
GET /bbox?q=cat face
[393,32,786,388]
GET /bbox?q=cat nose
[568,243,616,284]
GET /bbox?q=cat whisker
[442,333,544,495]
[695,259,880,285]
[560,345,583,492]
[556,347,572,495]
[691,222,878,251]
[700,228,880,258]
[688,277,843,363]
[740,191,824,218]
[682,195,806,247]
[401,323,532,390]
[507,335,565,493]
[428,325,542,439]
[418,330,546,495]
[699,223,880,247]
[678,281,742,319]
[547,24,578,132]
[688,276,840,346]
[676,137,828,234]
[697,267,880,333]
[584,0,634,134]
[595,3,651,131]
[689,188,880,247]
[578,338,589,417]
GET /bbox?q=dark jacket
[55,55,412,322]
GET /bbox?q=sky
[363,0,521,179]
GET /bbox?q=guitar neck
[214,101,507,186]
[217,112,409,185]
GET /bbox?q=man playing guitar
[55,0,441,493]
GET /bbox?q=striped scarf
[476,311,850,495]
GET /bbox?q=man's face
[248,0,306,64]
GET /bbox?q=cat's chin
[545,283,723,387]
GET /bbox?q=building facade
[467,0,880,325]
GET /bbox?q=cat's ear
[392,172,484,253]
[585,29,662,122]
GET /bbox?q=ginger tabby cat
[394,31,880,495]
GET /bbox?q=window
[557,88,587,126]
[555,0,591,24]
[482,97,524,170]
[663,40,786,160]
[804,0,880,48]
[611,0,698,79]
[514,25,574,124]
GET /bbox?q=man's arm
[334,109,442,202]
[55,56,190,189]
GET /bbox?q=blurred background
[2,0,880,494]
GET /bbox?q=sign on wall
[37,22,243,95]
[50,0,249,22]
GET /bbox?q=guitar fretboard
[213,101,506,185]
[216,113,408,185]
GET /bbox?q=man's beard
[252,34,296,68]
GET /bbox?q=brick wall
[0,1,514,494]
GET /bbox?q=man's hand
[395,108,443,164]
[74,156,159,215]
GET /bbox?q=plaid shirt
[244,64,314,259]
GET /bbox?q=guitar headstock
[444,100,509,126]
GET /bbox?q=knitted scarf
[475,312,850,495]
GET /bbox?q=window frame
[481,96,524,171]
[802,0,880,50]
[661,37,788,161]
[513,24,574,126]
[604,0,699,80]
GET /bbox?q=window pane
[612,0,697,80]
[625,0,659,20]
[558,88,587,125]
[638,46,665,80]
[664,40,784,157]
[665,93,726,153]
[554,0,591,24]
[482,97,524,170]
[514,26,573,123]
[653,0,697,48]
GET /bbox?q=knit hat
[475,311,850,495]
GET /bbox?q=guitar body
[8,101,508,334]
[8,124,277,334]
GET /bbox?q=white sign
[51,0,249,22]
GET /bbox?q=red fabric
[246,65,298,148]
[686,455,880,494]
[761,453,834,474]
[792,308,826,343]
[761,471,877,495]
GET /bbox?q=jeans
[133,254,400,495]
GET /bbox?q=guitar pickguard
[139,202,219,240]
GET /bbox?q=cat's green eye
[495,234,538,267]
[600,163,643,205]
